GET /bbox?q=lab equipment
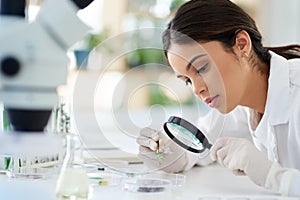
[123,178,172,193]
[0,0,92,199]
[56,134,90,200]
[0,0,91,165]
[141,172,186,187]
[0,0,90,178]
[88,171,125,186]
[0,0,90,132]
[163,116,212,153]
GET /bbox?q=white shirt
[248,51,300,169]
[247,51,300,196]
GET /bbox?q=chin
[216,105,234,114]
[216,108,227,114]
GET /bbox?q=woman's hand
[136,127,188,173]
[210,137,273,186]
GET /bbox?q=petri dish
[88,172,124,186]
[198,197,222,200]
[141,172,186,187]
[226,198,250,200]
[123,178,172,193]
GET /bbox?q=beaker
[56,134,90,200]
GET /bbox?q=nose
[192,77,207,98]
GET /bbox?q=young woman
[137,0,300,197]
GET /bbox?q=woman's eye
[197,63,209,74]
[185,79,192,86]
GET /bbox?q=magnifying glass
[163,116,212,153]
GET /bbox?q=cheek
[202,63,226,95]
[214,55,240,90]
[218,62,244,111]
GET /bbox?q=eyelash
[197,63,209,74]
[181,63,209,86]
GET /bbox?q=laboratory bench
[0,159,298,200]
[89,161,297,200]
[0,108,297,200]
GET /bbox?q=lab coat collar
[265,51,290,125]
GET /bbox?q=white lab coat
[247,51,300,196]
[185,51,300,197]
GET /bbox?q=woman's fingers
[137,127,161,151]
[140,127,160,140]
[210,137,229,161]
[136,136,158,151]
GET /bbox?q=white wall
[258,0,300,46]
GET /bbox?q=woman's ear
[233,30,252,58]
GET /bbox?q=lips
[204,95,219,108]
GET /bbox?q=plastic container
[123,178,172,193]
[141,172,186,187]
[88,172,124,186]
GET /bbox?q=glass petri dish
[88,172,124,186]
[141,172,186,187]
[123,178,172,193]
[198,197,222,200]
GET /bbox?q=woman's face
[167,41,247,113]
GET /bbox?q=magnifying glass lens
[166,123,203,150]
[163,116,211,153]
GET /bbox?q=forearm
[265,162,300,197]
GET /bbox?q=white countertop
[0,162,297,200]
[0,107,297,200]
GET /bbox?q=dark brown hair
[162,0,300,74]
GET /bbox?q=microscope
[0,0,93,154]
[0,0,93,199]
[0,0,93,131]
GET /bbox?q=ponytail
[266,45,300,60]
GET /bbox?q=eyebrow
[186,54,207,71]
[176,53,207,79]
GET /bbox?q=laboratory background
[0,0,300,200]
